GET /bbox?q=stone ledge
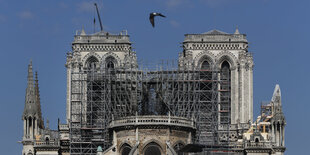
[109,115,195,129]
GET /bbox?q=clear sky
[0,0,308,154]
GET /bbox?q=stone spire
[23,60,37,118]
[271,84,286,147]
[271,84,285,120]
[81,26,86,35]
[35,71,44,129]
[234,26,240,34]
[271,84,281,105]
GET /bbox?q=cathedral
[21,28,286,155]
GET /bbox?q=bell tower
[179,28,253,125]
[65,29,137,122]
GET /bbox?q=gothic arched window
[143,142,162,155]
[120,143,132,155]
[105,56,116,69]
[85,56,99,72]
[220,61,231,124]
[107,61,114,69]
[200,60,212,79]
[221,61,230,82]
[201,60,210,70]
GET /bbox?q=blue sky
[0,0,308,154]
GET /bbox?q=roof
[23,61,43,125]
[179,144,204,152]
[271,84,281,103]
[203,29,229,35]
[23,61,37,118]
[184,28,247,43]
[73,29,131,44]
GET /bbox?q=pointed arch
[119,143,132,155]
[219,60,231,124]
[221,61,231,76]
[193,50,216,68]
[200,60,211,70]
[84,56,99,71]
[216,51,238,70]
[101,52,122,68]
[105,56,117,69]
[142,141,163,155]
[82,52,101,68]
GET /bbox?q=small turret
[271,84,286,148]
[272,84,283,114]
[80,26,86,35]
[234,26,240,34]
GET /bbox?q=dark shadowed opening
[201,60,210,70]
[121,146,131,155]
[144,142,162,155]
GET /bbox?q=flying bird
[149,12,166,27]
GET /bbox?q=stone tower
[65,29,137,123]
[22,61,44,155]
[179,28,254,125]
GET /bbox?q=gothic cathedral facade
[21,28,286,155]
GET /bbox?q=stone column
[230,69,235,124]
[249,65,253,122]
[271,124,274,143]
[24,119,26,137]
[136,127,139,142]
[239,63,245,123]
[274,123,276,144]
[28,118,30,136]
[279,124,282,146]
[31,118,34,138]
[34,118,37,136]
[282,126,285,146]
[113,130,117,152]
[231,68,239,124]
[29,118,32,138]
[243,68,249,123]
[218,72,221,124]
[26,118,29,137]
[66,64,71,123]
[188,132,192,143]
[275,123,278,146]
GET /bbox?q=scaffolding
[69,60,231,154]
[217,62,232,150]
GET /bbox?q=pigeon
[149,12,166,27]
